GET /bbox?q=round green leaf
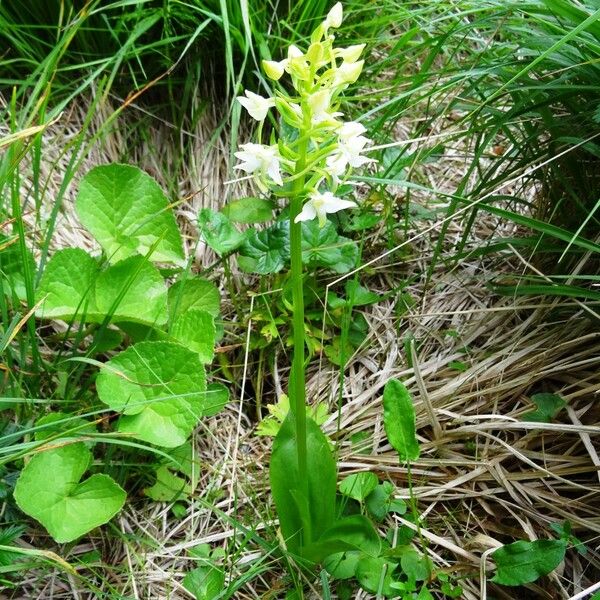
[96,341,207,447]
[76,164,184,265]
[13,443,126,543]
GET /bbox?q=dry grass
[5,88,600,600]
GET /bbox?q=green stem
[289,132,309,505]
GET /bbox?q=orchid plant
[234,2,380,570]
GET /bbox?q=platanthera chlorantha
[14,163,226,543]
[234,3,379,565]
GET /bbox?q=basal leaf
[270,415,336,557]
[383,379,420,462]
[96,341,207,448]
[491,539,567,586]
[13,443,126,543]
[365,481,395,521]
[35,248,99,320]
[168,277,220,321]
[303,515,381,564]
[339,472,379,502]
[323,550,361,580]
[34,412,96,443]
[76,163,184,265]
[238,221,289,274]
[95,255,168,326]
[170,309,215,363]
[198,208,246,256]
[221,197,275,223]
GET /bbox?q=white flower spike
[237,91,275,121]
[295,190,357,227]
[234,143,283,186]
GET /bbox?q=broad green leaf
[144,465,189,502]
[170,309,215,363]
[76,163,184,265]
[522,393,566,423]
[356,556,397,597]
[168,277,220,321]
[96,341,207,448]
[339,472,378,502]
[302,515,381,564]
[198,208,246,255]
[13,443,126,543]
[95,255,168,326]
[167,442,200,490]
[301,220,358,274]
[183,565,225,600]
[491,539,567,586]
[238,221,289,274]
[383,379,420,462]
[35,248,99,320]
[270,415,336,557]
[221,197,275,223]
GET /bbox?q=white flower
[234,143,283,186]
[295,190,356,226]
[338,121,367,141]
[325,2,343,29]
[237,91,275,121]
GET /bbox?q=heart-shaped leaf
[383,379,420,462]
[35,248,99,320]
[96,341,207,447]
[76,164,184,265]
[522,393,566,423]
[13,443,126,543]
